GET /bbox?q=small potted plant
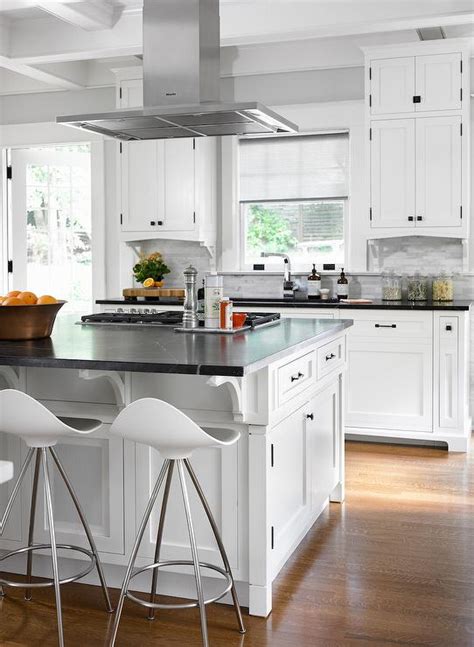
[133,252,170,288]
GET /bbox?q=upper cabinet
[116,75,217,248]
[370,53,462,116]
[363,40,470,240]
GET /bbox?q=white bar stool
[109,397,246,647]
[0,389,113,647]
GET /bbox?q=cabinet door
[370,57,415,115]
[415,53,462,112]
[270,403,310,569]
[161,139,195,232]
[371,119,415,228]
[415,116,461,228]
[119,79,143,109]
[307,381,339,512]
[33,425,124,555]
[121,141,164,232]
[135,441,240,571]
[437,316,460,430]
[346,337,433,432]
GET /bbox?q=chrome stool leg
[25,449,41,601]
[177,460,209,647]
[42,448,65,647]
[49,447,113,614]
[109,459,170,647]
[185,459,246,634]
[0,447,35,598]
[148,460,174,621]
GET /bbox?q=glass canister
[407,273,429,301]
[432,272,454,302]
[382,271,402,301]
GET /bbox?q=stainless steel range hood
[57,0,298,140]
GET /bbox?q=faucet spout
[260,252,295,297]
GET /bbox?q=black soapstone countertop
[0,314,352,377]
[96,298,472,311]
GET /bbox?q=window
[9,144,93,313]
[239,133,349,270]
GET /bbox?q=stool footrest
[0,544,95,589]
[126,560,233,610]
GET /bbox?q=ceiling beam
[36,1,119,32]
[0,55,85,90]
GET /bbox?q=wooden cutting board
[123,287,185,299]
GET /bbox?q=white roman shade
[239,133,349,202]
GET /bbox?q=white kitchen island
[0,315,351,617]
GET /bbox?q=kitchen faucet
[260,252,298,298]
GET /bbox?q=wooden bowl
[0,301,65,341]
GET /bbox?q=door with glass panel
[9,145,92,313]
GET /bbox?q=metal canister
[219,298,233,330]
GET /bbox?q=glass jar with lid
[407,273,429,301]
[381,271,402,301]
[432,271,454,302]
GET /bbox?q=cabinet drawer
[348,311,432,339]
[317,337,345,379]
[277,351,315,406]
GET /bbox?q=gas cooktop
[80,311,280,328]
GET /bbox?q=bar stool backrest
[110,397,235,458]
[0,389,97,447]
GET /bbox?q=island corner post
[0,315,351,617]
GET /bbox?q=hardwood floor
[1,440,473,646]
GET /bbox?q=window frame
[237,130,349,273]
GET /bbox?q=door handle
[306,413,314,421]
[375,323,397,328]
[325,353,336,361]
[290,371,304,382]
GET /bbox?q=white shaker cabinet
[415,115,462,228]
[116,74,217,246]
[415,53,462,112]
[370,119,415,228]
[364,39,469,240]
[369,52,462,116]
[370,57,415,115]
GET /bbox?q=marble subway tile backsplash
[368,236,464,273]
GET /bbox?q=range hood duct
[57,0,298,140]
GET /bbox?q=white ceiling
[0,0,472,95]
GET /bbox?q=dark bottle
[197,279,205,318]
[336,268,349,300]
[307,263,321,299]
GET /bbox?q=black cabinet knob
[157,221,163,226]
[446,325,452,331]
[408,216,414,222]
[306,413,314,421]
[413,95,421,103]
[150,221,156,226]
[417,216,423,221]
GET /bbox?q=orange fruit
[6,290,21,298]
[2,297,25,306]
[142,278,155,288]
[18,291,37,305]
[37,295,58,305]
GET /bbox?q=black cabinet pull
[408,216,414,222]
[375,323,397,328]
[325,353,336,361]
[290,371,304,382]
[306,413,314,421]
[157,221,163,226]
[413,95,421,103]
[150,221,156,226]
[416,216,423,221]
[446,324,452,331]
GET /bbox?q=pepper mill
[182,265,199,329]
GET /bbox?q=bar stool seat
[0,389,113,647]
[109,397,246,647]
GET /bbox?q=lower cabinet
[31,424,125,555]
[307,380,340,512]
[134,439,240,572]
[270,377,341,574]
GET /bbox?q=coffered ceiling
[0,0,473,95]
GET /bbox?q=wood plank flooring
[1,440,473,646]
